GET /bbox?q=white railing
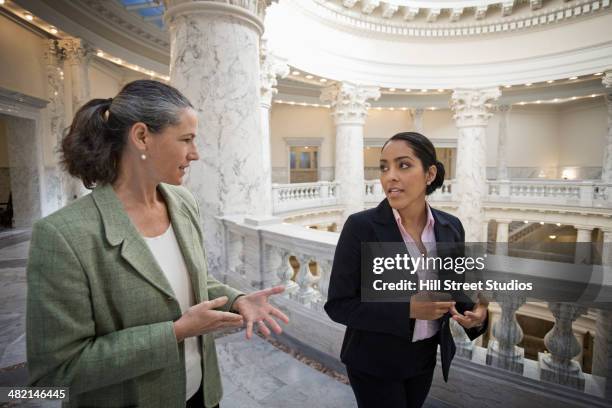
[220,216,612,407]
[488,180,612,208]
[272,181,339,214]
[271,179,611,216]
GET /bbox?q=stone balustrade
[271,179,611,216]
[272,181,339,214]
[219,214,612,406]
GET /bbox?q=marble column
[321,82,380,219]
[496,219,510,255]
[592,309,612,400]
[451,88,500,242]
[165,0,269,275]
[496,104,511,180]
[260,38,289,216]
[410,108,424,133]
[58,38,92,201]
[574,226,592,264]
[44,40,67,211]
[602,72,612,183]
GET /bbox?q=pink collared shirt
[392,205,440,342]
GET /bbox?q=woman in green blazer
[26,80,289,408]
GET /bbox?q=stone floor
[0,230,453,408]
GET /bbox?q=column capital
[164,0,271,35]
[497,104,512,113]
[451,87,500,128]
[260,39,289,109]
[320,82,380,125]
[58,38,93,66]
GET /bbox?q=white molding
[431,138,457,148]
[283,137,324,147]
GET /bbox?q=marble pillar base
[486,340,524,373]
[455,339,474,359]
[538,352,585,390]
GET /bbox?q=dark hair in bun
[382,132,445,195]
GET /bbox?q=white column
[166,0,268,274]
[411,108,424,133]
[59,38,92,201]
[495,219,510,256]
[321,82,380,219]
[603,230,612,268]
[496,104,511,180]
[574,226,592,264]
[44,40,67,211]
[602,72,612,183]
[451,88,501,242]
[260,38,288,216]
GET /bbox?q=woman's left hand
[450,302,488,329]
[232,286,290,339]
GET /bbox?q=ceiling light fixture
[504,85,512,88]
[569,76,578,80]
[291,71,300,75]
[389,88,396,92]
[591,94,598,97]
[571,96,577,100]
[97,51,104,57]
[305,75,313,79]
[536,100,542,104]
[549,235,557,240]
[525,83,533,86]
[319,78,327,83]
[556,223,562,227]
[405,89,412,92]
[546,80,554,84]
[595,72,603,76]
[25,13,33,21]
[524,220,529,224]
[437,89,444,92]
[49,26,58,34]
[518,102,526,105]
[421,89,428,92]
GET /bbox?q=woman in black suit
[324,132,488,408]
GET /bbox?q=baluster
[295,254,317,307]
[313,259,333,310]
[451,318,475,359]
[486,291,526,373]
[227,231,245,277]
[538,302,587,390]
[276,249,298,296]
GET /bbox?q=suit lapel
[92,184,176,300]
[159,184,202,304]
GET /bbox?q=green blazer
[26,183,243,408]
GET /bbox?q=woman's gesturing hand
[173,296,244,342]
[231,286,290,340]
[409,292,455,320]
[450,302,488,329]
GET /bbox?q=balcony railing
[271,181,339,214]
[220,216,612,407]
[272,179,611,215]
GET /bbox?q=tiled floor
[0,231,452,407]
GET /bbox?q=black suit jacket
[324,199,488,381]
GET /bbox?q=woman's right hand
[173,296,244,342]
[409,292,455,320]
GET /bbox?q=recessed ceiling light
[569,76,578,80]
[0,0,5,5]
[319,78,327,83]
[591,94,598,97]
[536,100,542,104]
[519,102,526,105]
[571,96,577,100]
[389,88,396,92]
[389,107,395,110]
[49,26,58,34]
[113,58,122,64]
[305,75,313,79]
[405,89,412,92]
[523,220,529,224]
[401,107,408,111]
[429,107,436,110]
[97,51,104,57]
[525,83,533,86]
[556,223,562,227]
[547,80,554,83]
[276,99,284,103]
[376,107,383,110]
[421,89,428,92]
[288,101,296,105]
[291,71,300,75]
[437,89,444,92]
[504,85,512,88]
[549,235,557,240]
[24,13,34,21]
[553,98,559,102]
[540,222,545,225]
[595,72,603,76]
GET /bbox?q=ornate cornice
[320,82,380,125]
[58,38,93,65]
[301,0,612,38]
[451,87,501,127]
